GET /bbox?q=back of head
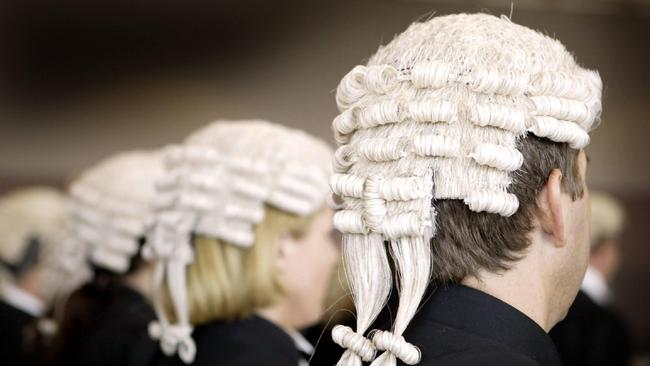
[330,13,601,365]
[0,187,72,304]
[145,120,333,364]
[69,149,164,275]
[47,150,164,365]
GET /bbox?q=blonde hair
[162,205,317,325]
[146,120,332,363]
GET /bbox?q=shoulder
[562,291,601,323]
[100,286,156,331]
[420,348,541,366]
[554,296,628,339]
[406,322,543,366]
[0,300,34,321]
[188,318,299,366]
[193,317,279,347]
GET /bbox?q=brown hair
[431,134,585,284]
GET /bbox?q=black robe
[550,290,631,366]
[0,300,38,366]
[152,315,303,366]
[401,284,562,366]
[48,284,157,366]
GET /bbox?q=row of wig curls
[329,59,599,366]
[330,170,434,237]
[337,61,598,109]
[69,184,152,272]
[330,163,435,366]
[144,143,330,364]
[336,61,599,149]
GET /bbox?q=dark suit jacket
[550,290,631,366]
[402,284,562,366]
[152,315,302,366]
[0,300,37,366]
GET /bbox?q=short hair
[329,13,602,366]
[431,135,584,284]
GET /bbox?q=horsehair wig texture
[144,120,333,364]
[69,150,164,274]
[0,187,80,303]
[330,13,602,366]
[0,188,67,266]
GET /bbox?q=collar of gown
[413,284,562,366]
[581,266,612,306]
[1,282,45,317]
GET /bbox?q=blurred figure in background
[0,187,71,366]
[0,188,72,366]
[145,120,338,366]
[551,192,631,366]
[46,150,163,366]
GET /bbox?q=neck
[256,302,294,334]
[256,305,315,356]
[122,267,152,299]
[14,268,44,302]
[462,258,555,332]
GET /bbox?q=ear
[537,169,567,248]
[275,232,298,272]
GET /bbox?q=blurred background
[1,0,649,355]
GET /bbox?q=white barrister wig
[330,13,602,366]
[0,187,81,302]
[69,150,164,274]
[143,120,333,364]
[590,192,626,247]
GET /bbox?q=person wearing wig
[0,187,77,366]
[145,120,339,366]
[46,150,163,366]
[328,13,602,366]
